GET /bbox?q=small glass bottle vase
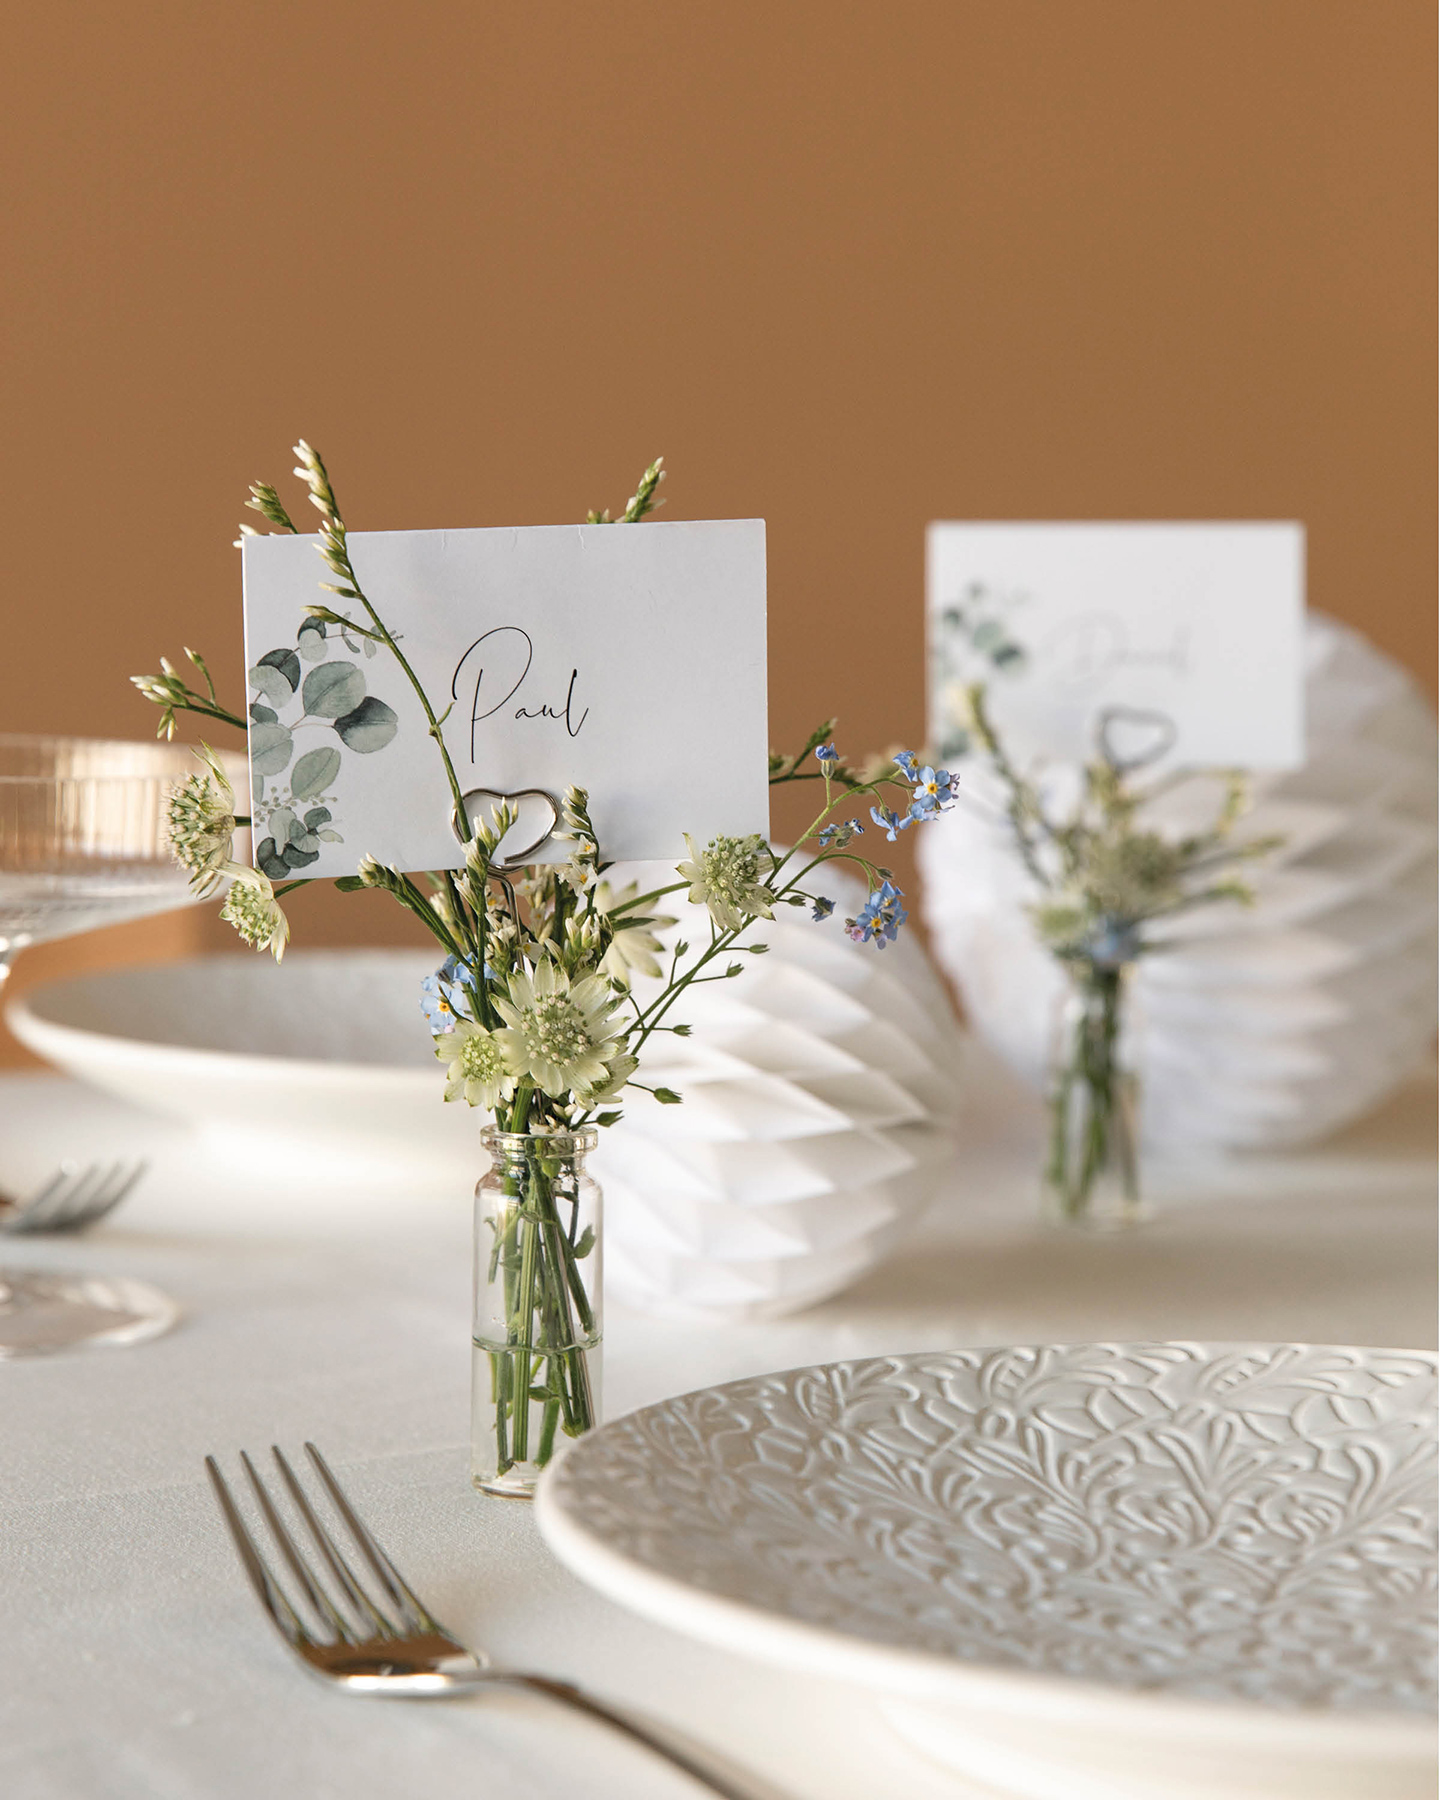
[472,1128,602,1498]
[1041,964,1149,1231]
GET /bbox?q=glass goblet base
[0,1270,179,1358]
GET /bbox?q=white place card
[927,522,1305,771]
[241,520,768,877]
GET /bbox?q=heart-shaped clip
[452,787,561,870]
[1096,706,1178,774]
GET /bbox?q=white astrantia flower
[434,1017,517,1109]
[594,881,672,988]
[166,743,238,896]
[676,833,775,933]
[494,959,626,1099]
[581,1052,638,1106]
[218,867,290,961]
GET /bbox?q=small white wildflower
[594,881,671,987]
[1084,834,1184,917]
[218,867,290,961]
[433,1017,517,1109]
[494,960,625,1099]
[580,1051,638,1105]
[676,834,775,933]
[166,744,238,896]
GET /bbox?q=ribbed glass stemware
[0,735,204,1357]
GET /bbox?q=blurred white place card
[241,520,768,877]
[927,522,1305,770]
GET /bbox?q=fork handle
[496,1672,780,1800]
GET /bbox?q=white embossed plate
[536,1343,1438,1800]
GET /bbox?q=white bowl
[6,951,481,1177]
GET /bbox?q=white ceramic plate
[536,1342,1438,1800]
[6,950,481,1177]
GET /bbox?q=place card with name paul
[241,519,768,877]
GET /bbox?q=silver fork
[0,1160,147,1235]
[206,1443,781,1800]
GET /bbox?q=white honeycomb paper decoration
[919,614,1437,1151]
[592,862,966,1321]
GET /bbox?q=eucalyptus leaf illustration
[241,603,400,860]
[255,836,290,879]
[335,695,399,752]
[249,647,301,705]
[281,838,320,869]
[291,744,342,801]
[248,665,289,707]
[297,623,327,663]
[250,720,294,777]
[263,645,302,685]
[302,661,366,719]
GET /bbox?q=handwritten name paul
[450,627,590,763]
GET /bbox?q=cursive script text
[450,627,590,763]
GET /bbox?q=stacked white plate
[919,615,1437,1149]
[6,950,480,1178]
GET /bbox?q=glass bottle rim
[480,1126,599,1155]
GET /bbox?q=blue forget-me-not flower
[421,955,482,1033]
[870,804,910,842]
[845,880,908,948]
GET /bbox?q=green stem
[509,1191,542,1465]
[306,468,473,836]
[1046,964,1135,1218]
[163,697,250,734]
[603,880,688,917]
[538,1395,561,1464]
[491,1351,512,1474]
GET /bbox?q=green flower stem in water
[476,1133,599,1493]
[1044,964,1141,1226]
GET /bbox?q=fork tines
[2,1159,147,1235]
[206,1443,441,1650]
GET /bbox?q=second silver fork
[207,1442,782,1800]
[0,1160,147,1235]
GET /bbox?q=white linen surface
[0,1057,1433,1800]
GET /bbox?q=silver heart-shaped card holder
[452,788,561,871]
[1095,706,1178,774]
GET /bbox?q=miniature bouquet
[135,444,958,1491]
[927,597,1282,1228]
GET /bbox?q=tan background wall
[1,1,1434,1063]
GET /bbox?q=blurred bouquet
[925,596,1281,1227]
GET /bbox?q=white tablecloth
[0,1059,1433,1800]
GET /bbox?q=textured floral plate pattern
[540,1343,1437,1714]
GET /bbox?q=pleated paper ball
[592,863,966,1321]
[919,615,1437,1150]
